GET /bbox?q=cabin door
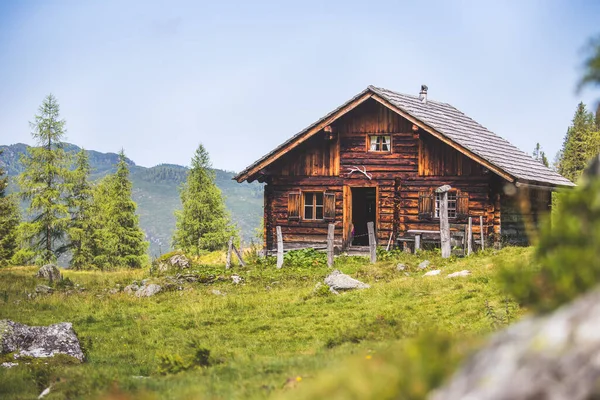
[349,187,377,246]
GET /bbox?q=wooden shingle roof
[235,85,574,187]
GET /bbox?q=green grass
[0,247,531,399]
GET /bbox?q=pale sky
[1,0,599,172]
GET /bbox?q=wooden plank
[480,215,485,251]
[327,223,335,267]
[276,226,284,269]
[226,237,233,270]
[437,185,451,258]
[236,92,373,182]
[467,217,473,256]
[368,221,377,263]
[232,244,247,267]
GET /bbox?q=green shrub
[500,170,600,312]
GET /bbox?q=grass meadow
[0,247,531,399]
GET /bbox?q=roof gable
[235,86,574,187]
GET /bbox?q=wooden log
[368,221,377,263]
[480,215,485,251]
[386,232,393,251]
[327,223,335,268]
[226,237,233,270]
[437,185,451,258]
[276,226,284,269]
[467,217,473,256]
[232,245,247,268]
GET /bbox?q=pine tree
[558,102,598,182]
[18,94,71,264]
[172,143,237,254]
[532,143,549,167]
[0,150,20,265]
[67,149,97,269]
[93,150,148,269]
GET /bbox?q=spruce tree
[18,94,71,264]
[93,150,147,269]
[0,150,20,265]
[67,149,97,269]
[558,102,598,182]
[172,143,237,254]
[532,143,549,168]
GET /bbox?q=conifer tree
[18,94,71,264]
[67,149,97,269]
[532,143,549,167]
[173,143,237,254]
[0,150,20,265]
[558,102,599,182]
[93,150,148,269]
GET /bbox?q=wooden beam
[276,226,284,269]
[327,223,335,268]
[236,92,374,182]
[368,221,377,263]
[370,94,515,183]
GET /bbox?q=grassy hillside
[0,143,263,257]
[0,247,529,399]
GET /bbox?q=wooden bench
[400,225,468,254]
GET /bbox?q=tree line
[0,94,237,268]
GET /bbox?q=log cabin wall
[262,98,503,250]
[500,186,551,245]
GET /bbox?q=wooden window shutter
[288,192,301,220]
[418,191,434,220]
[456,191,469,220]
[324,192,336,221]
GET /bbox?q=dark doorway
[351,187,377,246]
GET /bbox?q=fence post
[367,221,377,263]
[436,185,452,258]
[226,237,233,269]
[467,217,473,256]
[276,226,284,269]
[414,234,421,253]
[480,216,485,251]
[327,223,335,268]
[232,244,247,267]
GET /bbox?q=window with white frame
[369,135,391,152]
[303,192,324,220]
[435,191,457,218]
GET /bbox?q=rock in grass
[418,260,431,269]
[35,264,62,283]
[423,270,441,277]
[135,284,161,297]
[396,263,407,271]
[430,287,600,400]
[447,270,471,278]
[212,289,226,296]
[35,285,53,294]
[231,275,243,285]
[123,284,139,294]
[0,320,84,362]
[324,270,370,291]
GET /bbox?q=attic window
[369,135,391,152]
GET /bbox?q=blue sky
[1,0,599,172]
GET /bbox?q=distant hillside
[0,143,263,257]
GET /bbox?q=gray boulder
[430,287,600,400]
[157,254,190,272]
[324,270,370,291]
[0,320,84,362]
[423,269,441,277]
[418,260,431,269]
[35,264,62,283]
[446,270,471,278]
[396,263,407,271]
[123,284,139,294]
[35,285,54,294]
[135,284,161,297]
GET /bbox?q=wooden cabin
[235,85,574,251]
